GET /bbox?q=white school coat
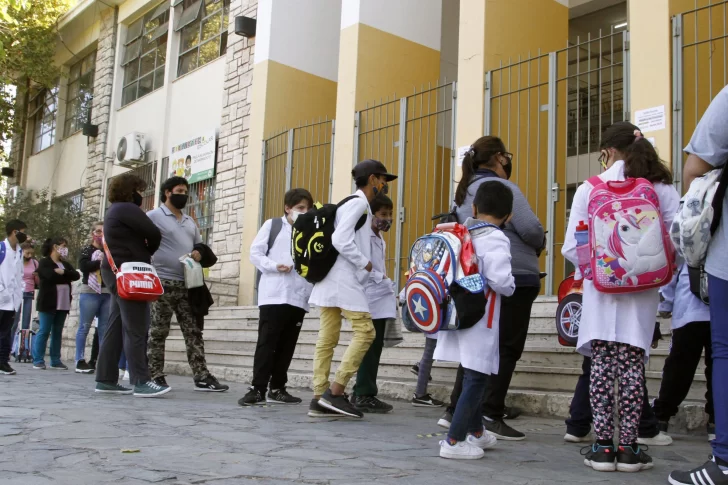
[250,217,313,311]
[0,239,24,312]
[309,190,373,313]
[658,263,711,329]
[434,229,515,375]
[562,160,680,357]
[366,231,397,320]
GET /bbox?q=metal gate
[485,31,630,295]
[673,1,728,193]
[355,82,457,289]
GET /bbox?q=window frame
[176,0,230,78]
[29,85,59,155]
[63,50,97,137]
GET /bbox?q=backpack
[291,196,367,283]
[403,222,494,334]
[255,217,283,288]
[0,241,5,266]
[585,176,674,293]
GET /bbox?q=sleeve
[249,219,279,274]
[125,206,162,253]
[685,86,728,168]
[480,233,516,297]
[37,258,68,284]
[332,199,370,270]
[656,183,681,231]
[505,182,546,250]
[63,263,81,282]
[78,246,101,274]
[562,183,591,267]
[658,270,677,313]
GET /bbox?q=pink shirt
[22,260,37,293]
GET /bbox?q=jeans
[75,293,111,363]
[709,273,728,462]
[252,304,306,392]
[415,337,437,396]
[10,292,33,355]
[449,367,488,442]
[33,311,69,366]
[353,318,387,397]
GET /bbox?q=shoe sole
[194,387,229,392]
[134,387,172,398]
[355,406,393,414]
[308,410,351,418]
[318,398,363,418]
[95,389,133,395]
[75,369,94,374]
[412,402,443,408]
[266,398,301,404]
[636,437,673,446]
[487,432,525,441]
[33,366,46,370]
[468,438,498,450]
[0,371,16,375]
[239,400,267,406]
[440,450,484,460]
[49,367,68,371]
[617,462,653,473]
[584,459,617,472]
[437,419,451,429]
[564,434,592,443]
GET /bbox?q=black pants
[252,304,306,392]
[353,318,387,397]
[90,329,99,363]
[653,321,714,422]
[0,310,16,365]
[565,356,660,438]
[96,268,152,386]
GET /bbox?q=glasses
[92,229,103,235]
[501,152,513,162]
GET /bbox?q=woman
[74,222,111,374]
[10,242,38,359]
[33,237,80,370]
[94,173,168,397]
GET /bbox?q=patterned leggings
[590,340,646,445]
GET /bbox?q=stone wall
[207,0,257,306]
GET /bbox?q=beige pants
[312,307,375,395]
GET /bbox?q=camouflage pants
[148,280,209,380]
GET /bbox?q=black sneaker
[581,443,617,472]
[153,376,168,388]
[308,398,345,418]
[503,405,522,420]
[669,458,728,485]
[438,410,453,429]
[410,363,432,381]
[75,360,94,374]
[49,362,68,370]
[412,393,445,407]
[319,389,363,418]
[238,387,265,406]
[88,359,96,370]
[616,444,653,472]
[351,395,393,414]
[194,375,229,392]
[0,363,16,375]
[267,388,302,404]
[484,417,525,441]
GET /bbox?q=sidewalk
[0,368,712,484]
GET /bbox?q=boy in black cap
[308,159,397,418]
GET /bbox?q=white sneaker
[123,370,130,381]
[636,431,673,446]
[439,440,485,460]
[467,430,497,450]
[564,432,593,443]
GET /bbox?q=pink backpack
[585,176,674,293]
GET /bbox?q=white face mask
[290,210,304,223]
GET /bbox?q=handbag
[102,238,164,302]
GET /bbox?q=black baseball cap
[351,159,397,182]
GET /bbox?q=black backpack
[291,196,367,283]
[255,217,283,289]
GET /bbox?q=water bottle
[575,221,591,280]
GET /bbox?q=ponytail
[623,138,673,185]
[454,154,477,206]
[454,136,507,206]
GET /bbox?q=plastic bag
[179,255,205,289]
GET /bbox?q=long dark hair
[601,121,672,184]
[454,136,507,206]
[41,237,66,258]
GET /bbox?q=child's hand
[276,264,292,273]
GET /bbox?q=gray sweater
[455,170,545,287]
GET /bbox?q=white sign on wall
[168,131,216,183]
[456,146,471,167]
[634,105,666,133]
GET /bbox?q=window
[176,0,229,77]
[121,2,169,107]
[29,86,58,154]
[64,51,96,137]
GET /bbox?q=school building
[6,0,724,305]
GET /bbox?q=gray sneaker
[134,380,171,398]
[95,382,133,395]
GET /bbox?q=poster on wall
[169,131,216,183]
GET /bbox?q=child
[10,241,38,359]
[241,188,314,406]
[654,261,714,439]
[562,122,680,473]
[435,180,515,460]
[351,193,397,413]
[411,334,443,407]
[0,220,28,375]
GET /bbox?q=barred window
[175,0,229,77]
[121,2,170,107]
[64,51,96,137]
[29,86,58,154]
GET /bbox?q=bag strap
[711,165,728,236]
[101,237,119,274]
[338,195,368,231]
[587,175,604,189]
[266,217,283,256]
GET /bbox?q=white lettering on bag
[129,280,154,289]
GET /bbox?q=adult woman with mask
[439,136,546,441]
[94,173,166,397]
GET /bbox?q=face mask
[372,178,388,196]
[93,236,103,245]
[290,210,304,223]
[15,231,27,244]
[373,217,392,232]
[57,247,69,259]
[169,193,189,210]
[502,161,513,180]
[132,192,143,207]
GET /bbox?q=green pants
[353,318,386,397]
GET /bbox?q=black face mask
[502,161,513,180]
[15,231,27,244]
[169,194,189,210]
[132,192,143,207]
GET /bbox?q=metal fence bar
[329,120,336,202]
[286,128,294,192]
[449,82,458,205]
[545,52,558,296]
[672,14,684,194]
[484,72,492,133]
[394,97,408,291]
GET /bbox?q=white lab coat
[250,217,313,312]
[658,263,711,330]
[366,231,397,320]
[0,239,23,312]
[309,190,373,313]
[562,160,681,357]
[434,229,515,375]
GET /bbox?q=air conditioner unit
[116,132,146,167]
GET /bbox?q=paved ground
[0,367,713,485]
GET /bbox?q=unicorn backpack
[585,175,674,293]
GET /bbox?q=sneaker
[637,431,673,446]
[581,443,617,472]
[437,410,453,429]
[0,363,16,375]
[351,395,393,414]
[565,432,593,443]
[484,417,525,441]
[152,376,168,387]
[439,440,484,460]
[267,388,302,404]
[503,405,522,420]
[318,389,363,418]
[466,428,498,450]
[194,375,229,392]
[95,382,133,395]
[669,458,728,485]
[33,363,46,370]
[410,363,432,381]
[88,360,96,370]
[75,360,94,374]
[709,422,716,442]
[616,444,653,472]
[49,362,68,370]
[412,393,444,407]
[238,387,265,406]
[133,380,171,398]
[308,398,346,418]
[123,370,130,381]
